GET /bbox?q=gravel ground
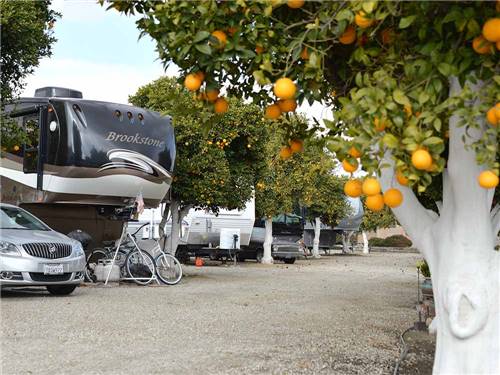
[1,252,424,375]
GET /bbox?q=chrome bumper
[0,255,85,286]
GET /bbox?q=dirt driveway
[1,252,422,374]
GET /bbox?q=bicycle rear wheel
[125,249,155,285]
[155,253,183,285]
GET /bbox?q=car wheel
[283,258,296,264]
[46,285,78,295]
[256,251,263,263]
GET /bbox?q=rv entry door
[9,105,48,190]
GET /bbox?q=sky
[22,0,331,122]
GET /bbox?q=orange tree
[109,1,499,372]
[129,76,268,254]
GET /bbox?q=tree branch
[379,154,436,254]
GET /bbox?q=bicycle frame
[104,222,159,285]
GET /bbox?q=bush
[383,235,412,247]
[368,237,386,247]
[368,235,413,248]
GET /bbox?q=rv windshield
[0,206,49,231]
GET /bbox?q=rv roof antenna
[34,87,83,98]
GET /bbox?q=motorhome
[1,87,175,248]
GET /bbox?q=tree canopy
[129,76,269,213]
[107,0,499,203]
[0,0,59,103]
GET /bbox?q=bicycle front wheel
[155,253,183,285]
[125,249,155,285]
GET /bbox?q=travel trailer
[1,87,175,248]
[131,198,304,263]
[303,198,364,251]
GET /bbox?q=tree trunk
[341,231,353,253]
[161,199,191,256]
[311,217,321,258]
[379,78,499,374]
[362,231,369,254]
[262,218,274,264]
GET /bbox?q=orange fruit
[300,47,309,60]
[214,98,229,113]
[277,99,297,112]
[265,104,282,119]
[211,30,227,48]
[184,73,202,91]
[279,146,293,160]
[365,194,385,212]
[194,71,205,81]
[383,188,403,208]
[355,11,374,29]
[478,170,499,189]
[289,139,304,153]
[486,107,498,126]
[497,40,500,50]
[348,146,362,158]
[344,179,363,198]
[273,77,297,100]
[411,149,432,170]
[206,89,219,102]
[13,145,20,152]
[339,25,356,45]
[287,0,304,9]
[472,36,493,54]
[495,103,500,118]
[396,169,409,186]
[381,28,394,45]
[342,159,358,173]
[482,18,500,42]
[374,117,386,132]
[255,45,264,54]
[362,177,381,196]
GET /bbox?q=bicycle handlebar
[131,222,150,238]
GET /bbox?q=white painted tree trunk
[362,231,369,254]
[262,218,274,264]
[311,217,321,258]
[160,199,191,256]
[379,78,499,374]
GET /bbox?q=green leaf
[418,92,430,105]
[437,63,451,76]
[422,137,443,146]
[193,31,210,43]
[399,15,417,29]
[335,9,353,22]
[382,133,399,148]
[195,43,212,55]
[362,1,377,14]
[393,89,410,106]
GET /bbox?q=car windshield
[0,206,50,231]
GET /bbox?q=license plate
[43,264,64,275]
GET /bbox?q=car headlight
[0,241,22,257]
[72,242,84,257]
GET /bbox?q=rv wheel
[256,251,263,263]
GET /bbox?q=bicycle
[86,222,183,286]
